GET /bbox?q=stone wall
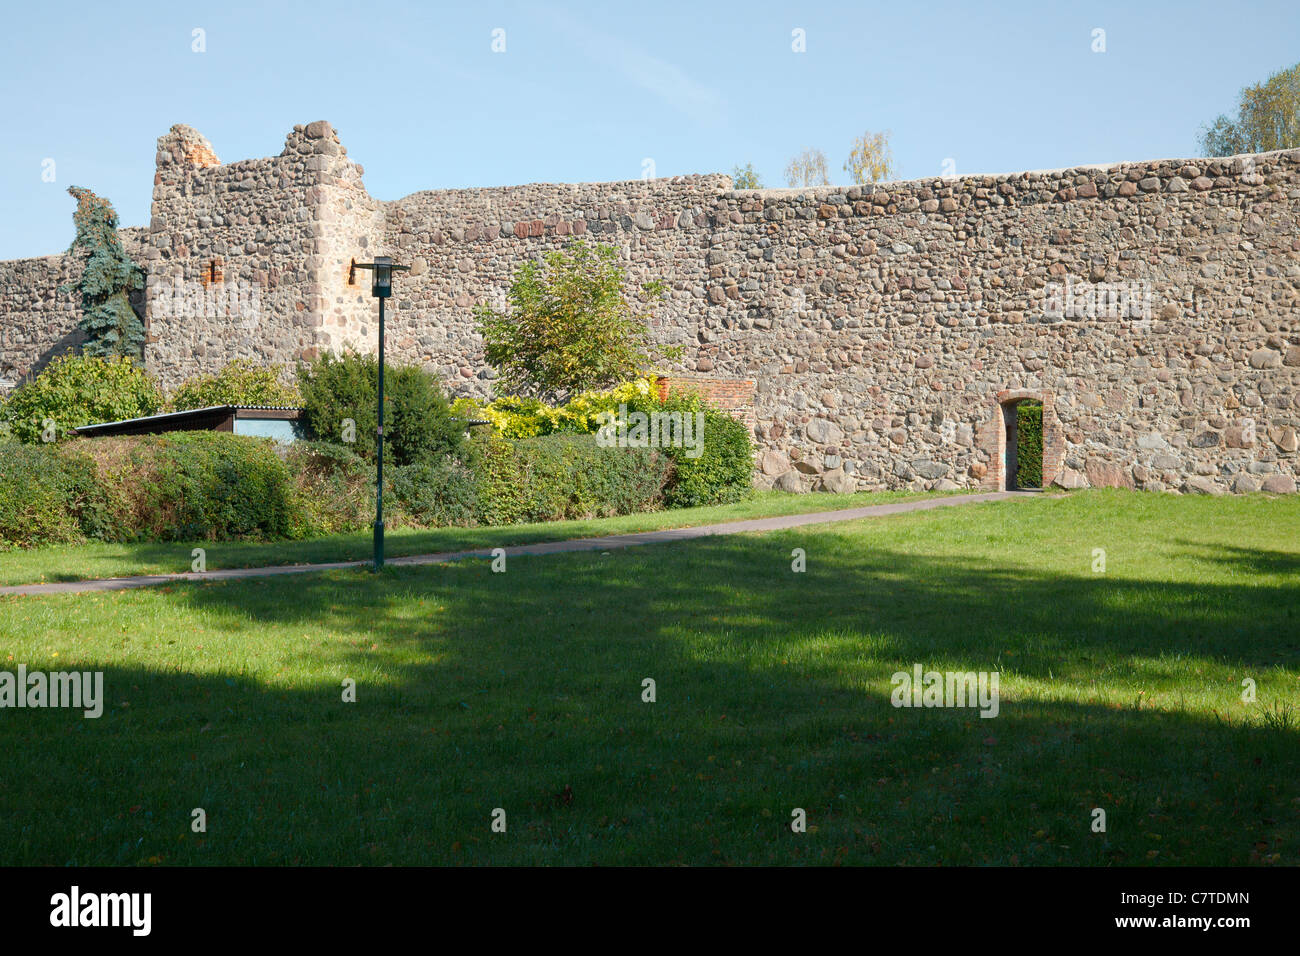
[1,121,1297,495]
[0,227,149,390]
[142,122,384,388]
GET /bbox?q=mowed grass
[0,489,1296,866]
[0,489,944,587]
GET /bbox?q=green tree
[784,148,830,187]
[476,241,676,401]
[844,130,897,184]
[296,352,463,466]
[171,359,301,411]
[62,187,145,360]
[1199,62,1300,156]
[0,351,162,443]
[731,163,763,189]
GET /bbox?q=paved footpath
[1,491,1029,598]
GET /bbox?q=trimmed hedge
[0,433,300,549]
[1016,402,1044,489]
[466,433,670,525]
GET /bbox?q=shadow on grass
[1,528,1296,866]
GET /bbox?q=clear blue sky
[2,0,1297,259]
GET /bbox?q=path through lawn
[0,490,1296,865]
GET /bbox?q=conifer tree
[63,186,145,360]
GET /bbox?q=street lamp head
[372,256,393,298]
[353,255,411,299]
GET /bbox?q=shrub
[1016,402,1044,489]
[297,352,463,465]
[0,433,300,549]
[391,458,479,527]
[0,445,92,548]
[1,352,163,443]
[171,359,300,411]
[659,397,755,508]
[468,432,670,525]
[283,441,376,537]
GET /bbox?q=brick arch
[975,388,1065,491]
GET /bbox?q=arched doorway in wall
[977,389,1062,492]
[1004,398,1044,490]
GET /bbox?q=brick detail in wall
[976,389,1065,491]
[655,375,757,431]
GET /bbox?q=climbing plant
[63,186,145,360]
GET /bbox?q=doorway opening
[1003,399,1043,490]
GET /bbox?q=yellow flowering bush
[454,375,661,439]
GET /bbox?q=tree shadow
[2,526,1296,866]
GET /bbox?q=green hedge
[465,433,670,526]
[0,433,300,549]
[1016,402,1044,489]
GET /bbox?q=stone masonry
[1,121,1297,495]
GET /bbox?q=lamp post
[353,256,411,571]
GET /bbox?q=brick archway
[976,389,1065,491]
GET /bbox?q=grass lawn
[0,488,946,588]
[0,489,1296,866]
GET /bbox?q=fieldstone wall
[0,227,149,391]
[1,121,1297,495]
[142,122,384,388]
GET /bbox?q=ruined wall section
[142,122,378,389]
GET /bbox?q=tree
[0,352,162,443]
[1199,62,1300,156]
[784,148,831,187]
[844,130,897,184]
[476,241,675,401]
[296,352,463,466]
[171,359,301,411]
[731,163,763,189]
[63,187,145,360]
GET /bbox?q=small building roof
[73,405,302,437]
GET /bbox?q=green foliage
[0,445,95,548]
[296,352,463,466]
[1016,402,1043,489]
[659,394,755,509]
[454,377,755,509]
[731,163,763,189]
[390,458,479,527]
[63,186,145,360]
[467,433,670,526]
[0,351,163,443]
[283,440,377,537]
[0,433,299,549]
[1200,62,1300,156]
[476,241,676,401]
[171,359,301,411]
